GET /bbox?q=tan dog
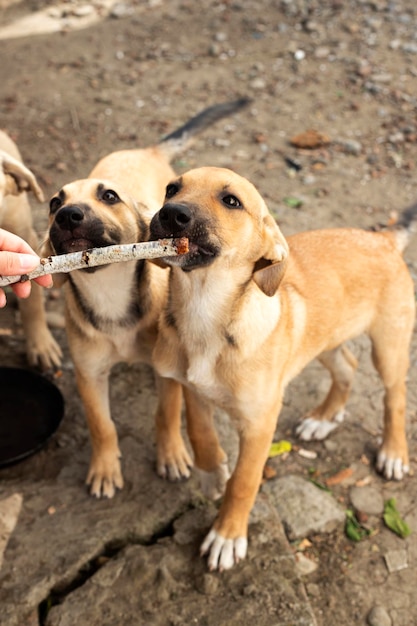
[43,101,248,498]
[149,166,416,570]
[0,130,61,368]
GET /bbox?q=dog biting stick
[0,237,188,287]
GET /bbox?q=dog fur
[149,166,416,570]
[0,130,61,368]
[42,101,248,498]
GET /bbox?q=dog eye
[222,194,242,209]
[49,197,62,213]
[102,189,120,204]
[166,183,179,199]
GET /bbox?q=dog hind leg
[183,388,229,501]
[296,344,358,441]
[371,330,411,481]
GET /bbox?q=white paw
[376,451,409,481]
[195,460,230,501]
[200,528,247,571]
[295,412,344,441]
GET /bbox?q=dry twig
[0,238,188,287]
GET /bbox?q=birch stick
[0,237,189,287]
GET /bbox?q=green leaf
[269,440,292,457]
[283,196,303,209]
[345,509,370,542]
[383,498,411,538]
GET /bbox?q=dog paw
[200,528,247,571]
[157,441,193,481]
[376,450,409,481]
[26,328,62,370]
[86,455,124,498]
[295,412,345,441]
[195,460,230,501]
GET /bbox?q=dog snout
[158,203,192,235]
[55,205,84,231]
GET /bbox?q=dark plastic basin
[0,367,64,467]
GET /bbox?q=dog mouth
[60,237,95,253]
[50,235,96,255]
[149,214,219,270]
[49,223,115,256]
[163,240,218,270]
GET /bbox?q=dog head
[149,167,289,296]
[44,178,148,254]
[0,150,44,204]
[42,179,149,285]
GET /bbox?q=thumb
[0,251,40,276]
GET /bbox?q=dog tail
[390,202,417,253]
[157,98,250,159]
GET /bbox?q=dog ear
[252,214,288,297]
[0,151,45,202]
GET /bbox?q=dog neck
[66,259,152,332]
[167,264,281,390]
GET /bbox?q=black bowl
[0,367,64,467]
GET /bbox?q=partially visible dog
[149,166,416,570]
[0,130,62,369]
[43,101,248,498]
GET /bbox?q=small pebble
[249,78,266,90]
[295,552,318,575]
[367,605,392,626]
[338,139,362,155]
[384,549,408,573]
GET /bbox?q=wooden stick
[0,237,189,287]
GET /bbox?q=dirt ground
[1,1,417,625]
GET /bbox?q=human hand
[0,228,52,307]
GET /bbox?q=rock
[402,43,417,54]
[0,493,23,569]
[249,77,266,90]
[295,552,318,575]
[336,139,362,155]
[263,475,345,540]
[367,604,392,626]
[110,3,135,18]
[314,46,330,59]
[349,485,384,516]
[290,129,331,149]
[294,49,306,61]
[384,549,408,573]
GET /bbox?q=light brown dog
[0,130,62,368]
[149,166,416,570]
[42,101,248,498]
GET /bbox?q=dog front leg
[200,413,278,571]
[155,375,193,481]
[75,367,123,498]
[18,281,62,369]
[6,221,62,369]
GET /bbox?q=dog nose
[55,205,84,231]
[158,203,192,234]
